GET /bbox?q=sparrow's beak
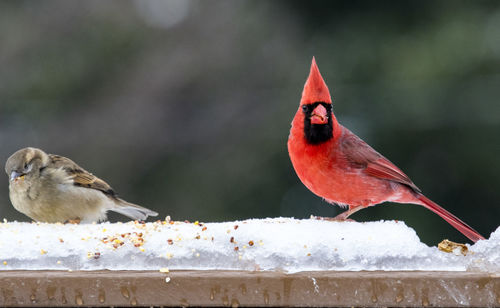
[10,171,24,182]
[310,104,328,125]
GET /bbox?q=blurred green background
[0,0,498,245]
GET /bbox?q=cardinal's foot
[310,215,356,222]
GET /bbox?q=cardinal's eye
[301,105,308,112]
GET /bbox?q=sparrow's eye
[23,162,31,172]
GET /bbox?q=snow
[0,217,497,272]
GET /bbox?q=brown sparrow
[5,147,158,223]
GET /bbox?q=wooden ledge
[0,270,498,307]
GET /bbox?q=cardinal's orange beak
[310,104,328,124]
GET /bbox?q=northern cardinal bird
[287,58,485,242]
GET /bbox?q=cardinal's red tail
[416,194,485,242]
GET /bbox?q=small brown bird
[5,147,158,223]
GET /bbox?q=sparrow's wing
[48,154,117,197]
[339,128,421,193]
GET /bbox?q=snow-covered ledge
[0,218,498,307]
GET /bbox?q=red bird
[287,58,485,242]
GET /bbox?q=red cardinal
[287,57,485,242]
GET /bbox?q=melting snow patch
[0,218,497,272]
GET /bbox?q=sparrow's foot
[65,218,81,224]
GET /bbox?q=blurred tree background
[0,0,498,245]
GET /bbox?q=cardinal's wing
[339,128,421,193]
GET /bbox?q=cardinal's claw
[310,215,356,222]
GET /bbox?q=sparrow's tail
[111,198,158,221]
[416,194,485,242]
